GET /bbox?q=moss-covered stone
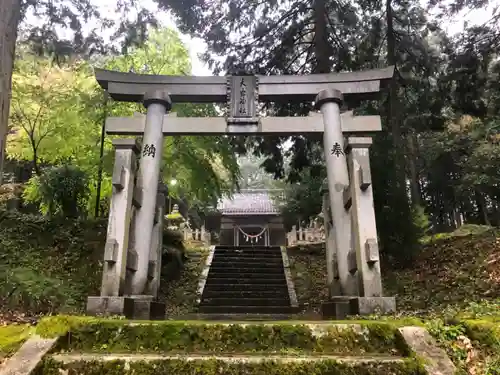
[35,316,410,356]
[35,358,427,375]
[462,320,500,353]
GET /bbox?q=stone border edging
[399,326,456,375]
[196,245,216,304]
[280,246,299,309]
[51,353,405,364]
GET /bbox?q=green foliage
[0,210,105,315]
[420,224,493,244]
[274,167,325,230]
[412,205,431,238]
[426,316,500,374]
[8,28,240,216]
[8,56,104,174]
[37,358,426,375]
[0,211,197,318]
[0,265,78,313]
[238,154,279,189]
[288,245,328,315]
[23,165,90,218]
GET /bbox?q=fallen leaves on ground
[385,232,500,313]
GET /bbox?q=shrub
[23,165,90,218]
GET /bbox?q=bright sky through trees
[22,0,500,78]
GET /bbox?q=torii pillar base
[349,296,396,316]
[321,296,396,319]
[86,295,165,320]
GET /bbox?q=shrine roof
[217,189,282,215]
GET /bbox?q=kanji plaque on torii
[226,75,259,131]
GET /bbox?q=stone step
[200,297,290,306]
[216,245,282,251]
[51,352,407,364]
[212,258,284,265]
[179,313,295,320]
[202,290,289,299]
[201,283,289,292]
[212,256,283,264]
[208,266,285,274]
[199,305,294,314]
[214,250,282,257]
[207,271,286,279]
[204,277,286,285]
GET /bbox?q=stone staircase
[3,318,456,375]
[198,245,294,318]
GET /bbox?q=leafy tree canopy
[7,27,240,216]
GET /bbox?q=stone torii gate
[86,67,396,319]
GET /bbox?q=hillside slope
[0,210,205,323]
[288,227,500,316]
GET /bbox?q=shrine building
[217,189,286,247]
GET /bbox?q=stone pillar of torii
[86,67,396,319]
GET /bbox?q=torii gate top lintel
[94,66,394,104]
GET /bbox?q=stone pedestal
[87,296,127,316]
[124,295,166,320]
[349,297,396,315]
[321,297,357,319]
[87,295,165,320]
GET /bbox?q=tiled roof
[217,190,281,215]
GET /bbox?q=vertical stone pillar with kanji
[316,89,358,296]
[345,136,396,315]
[130,90,171,296]
[114,90,171,320]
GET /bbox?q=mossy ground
[33,315,411,356]
[0,324,34,359]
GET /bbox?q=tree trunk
[385,0,406,191]
[313,0,330,73]
[475,189,490,225]
[0,0,22,185]
[407,131,422,206]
